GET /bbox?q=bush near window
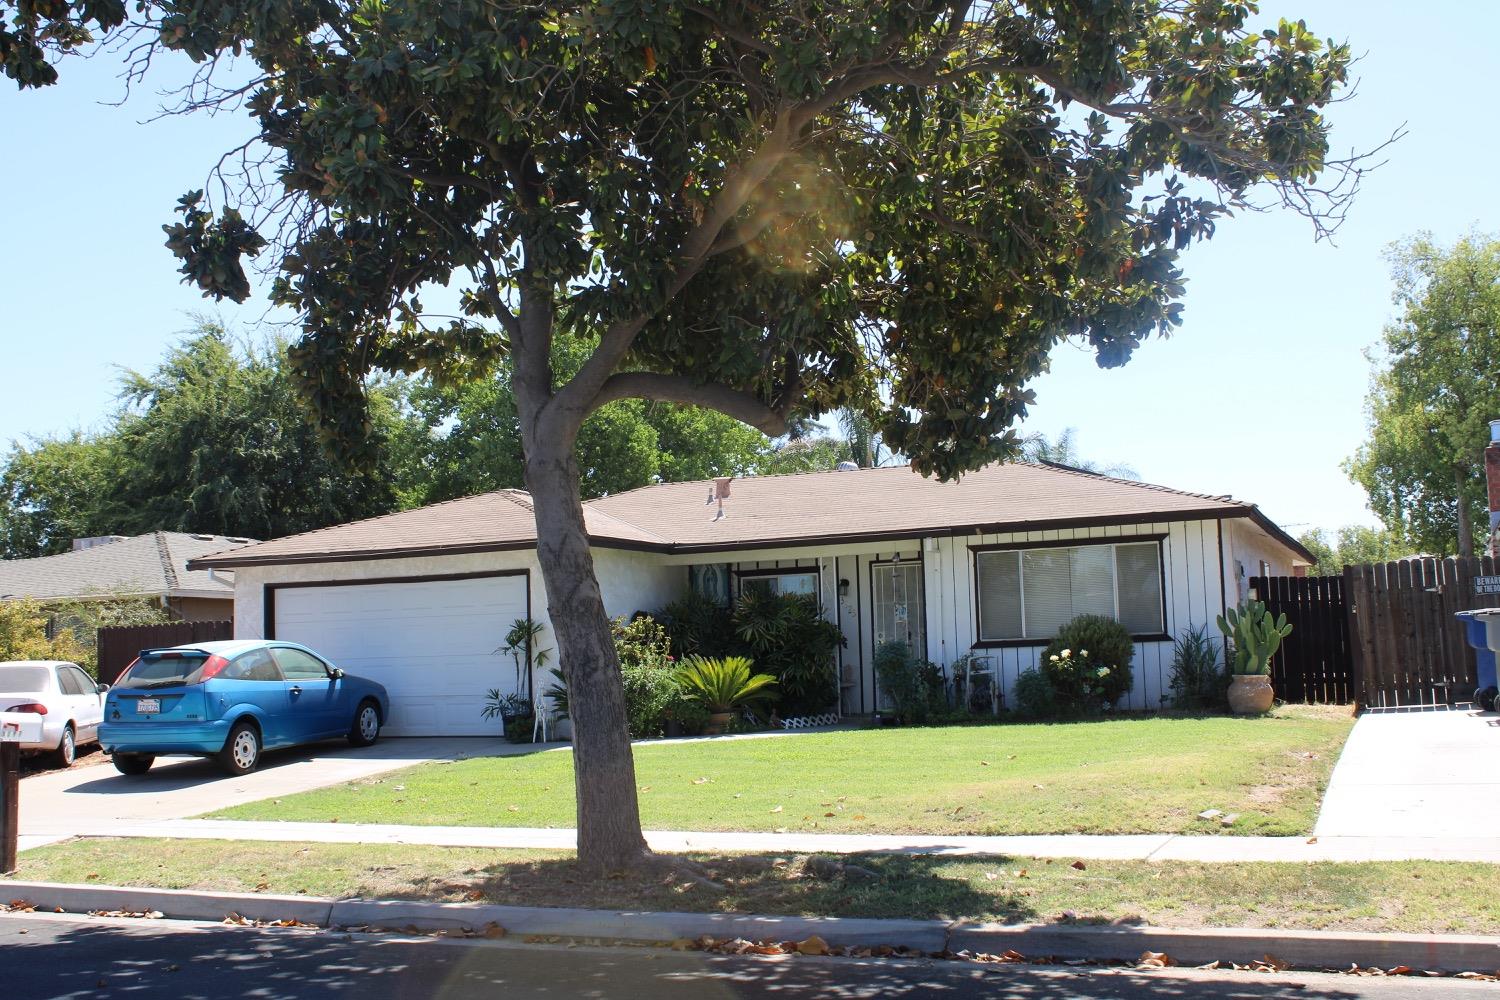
[1041,615,1135,712]
[1168,624,1229,710]
[659,590,842,719]
[1013,667,1060,719]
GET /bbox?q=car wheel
[112,754,155,776]
[50,724,76,769]
[348,700,381,747]
[217,720,262,776]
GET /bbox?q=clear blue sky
[0,1,1492,537]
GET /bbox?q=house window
[975,540,1164,642]
[739,571,818,598]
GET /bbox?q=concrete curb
[1,881,334,926]
[4,880,1498,973]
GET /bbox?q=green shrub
[674,655,778,716]
[873,641,942,724]
[1168,624,1228,710]
[658,590,735,658]
[659,590,843,718]
[541,615,685,738]
[1041,614,1135,711]
[730,592,843,717]
[1013,668,1059,719]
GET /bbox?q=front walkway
[1314,706,1500,839]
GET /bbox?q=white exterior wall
[232,546,685,653]
[1223,519,1303,605]
[690,523,1237,714]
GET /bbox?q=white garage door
[272,575,528,736]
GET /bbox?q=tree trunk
[523,443,649,874]
[1456,466,1475,558]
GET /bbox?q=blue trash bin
[1455,610,1500,709]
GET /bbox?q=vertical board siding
[712,517,1244,716]
[96,620,234,685]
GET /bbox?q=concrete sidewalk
[34,817,1500,863]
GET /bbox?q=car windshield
[0,665,50,693]
[121,651,211,689]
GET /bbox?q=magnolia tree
[6,0,1369,872]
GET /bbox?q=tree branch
[591,372,791,436]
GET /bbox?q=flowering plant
[1040,615,1135,711]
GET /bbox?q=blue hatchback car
[100,640,390,777]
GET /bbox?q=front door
[872,561,925,656]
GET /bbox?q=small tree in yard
[6,1,1370,872]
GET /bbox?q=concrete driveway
[17,737,545,851]
[1314,707,1500,841]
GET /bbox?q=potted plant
[480,691,536,743]
[674,655,777,734]
[1216,600,1293,714]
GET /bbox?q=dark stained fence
[95,620,233,685]
[1342,557,1500,710]
[1249,575,1352,704]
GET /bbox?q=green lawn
[212,706,1353,836]
[11,837,1498,935]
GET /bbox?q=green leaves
[161,192,265,304]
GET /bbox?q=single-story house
[189,463,1312,737]
[0,532,254,621]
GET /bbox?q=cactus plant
[1216,601,1293,676]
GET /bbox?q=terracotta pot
[705,712,734,735]
[1228,674,1274,714]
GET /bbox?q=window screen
[1115,543,1165,635]
[975,539,1165,641]
[975,551,1021,641]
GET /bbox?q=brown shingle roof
[0,532,253,601]
[187,490,667,568]
[189,463,1312,569]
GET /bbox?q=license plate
[136,698,161,715]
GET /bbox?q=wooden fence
[1343,557,1500,710]
[1249,575,1353,704]
[96,620,233,685]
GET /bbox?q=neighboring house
[0,532,255,621]
[190,463,1312,737]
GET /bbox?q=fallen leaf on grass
[983,872,1000,881]
[769,805,783,813]
[692,777,711,785]
[979,760,990,766]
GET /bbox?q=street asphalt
[1,912,1493,1000]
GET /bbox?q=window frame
[970,535,1169,648]
[733,565,822,602]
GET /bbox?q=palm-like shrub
[674,655,777,715]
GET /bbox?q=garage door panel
[272,575,527,737]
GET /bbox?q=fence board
[1251,573,1351,705]
[1332,556,1500,710]
[96,621,233,685]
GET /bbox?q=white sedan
[0,660,107,767]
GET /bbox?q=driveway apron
[1314,708,1500,839]
[17,738,540,849]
